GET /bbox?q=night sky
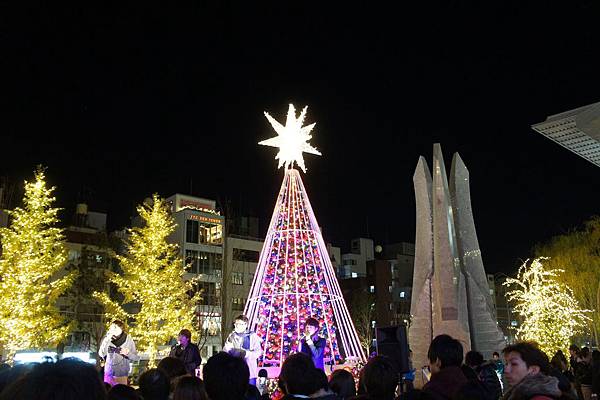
[2,2,599,274]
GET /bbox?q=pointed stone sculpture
[410,144,505,387]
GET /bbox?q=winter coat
[282,393,342,400]
[422,365,469,400]
[99,333,139,378]
[299,335,326,370]
[223,330,263,379]
[501,373,562,400]
[476,362,503,400]
[169,342,202,375]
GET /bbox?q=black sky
[1,1,599,274]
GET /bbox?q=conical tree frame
[245,168,365,367]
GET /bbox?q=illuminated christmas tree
[504,257,590,357]
[245,104,365,367]
[94,194,201,367]
[0,168,75,360]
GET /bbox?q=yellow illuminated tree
[534,217,600,345]
[94,194,201,367]
[0,168,75,361]
[504,257,590,357]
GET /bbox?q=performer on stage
[223,314,263,385]
[99,320,139,386]
[169,328,202,376]
[299,317,326,370]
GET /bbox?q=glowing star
[259,104,322,173]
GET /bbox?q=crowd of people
[3,315,600,400]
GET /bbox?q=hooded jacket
[223,330,263,379]
[99,332,139,378]
[422,365,469,400]
[502,373,562,400]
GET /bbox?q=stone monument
[409,144,505,387]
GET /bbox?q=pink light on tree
[245,104,365,367]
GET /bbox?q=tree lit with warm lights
[0,168,75,360]
[504,257,590,357]
[94,194,201,367]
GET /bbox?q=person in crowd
[223,314,263,386]
[257,368,270,399]
[329,369,357,399]
[299,317,327,371]
[421,334,468,400]
[0,358,106,400]
[172,375,208,400]
[548,352,575,399]
[493,352,506,381]
[577,347,593,400]
[353,355,399,400]
[550,352,568,380]
[157,356,188,393]
[138,368,170,400]
[169,329,202,376]
[565,346,578,396]
[0,363,35,394]
[107,384,141,400]
[99,320,139,386]
[502,341,565,400]
[568,345,579,386]
[203,351,249,400]
[278,353,340,399]
[591,350,600,399]
[568,345,579,371]
[246,384,263,400]
[313,368,343,399]
[402,349,416,393]
[464,350,502,400]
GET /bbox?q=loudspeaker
[375,325,410,373]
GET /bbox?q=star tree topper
[259,104,321,173]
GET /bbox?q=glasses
[234,322,247,326]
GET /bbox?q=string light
[94,194,202,367]
[0,168,75,361]
[504,257,590,357]
[245,105,365,367]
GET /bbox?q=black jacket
[476,362,503,400]
[299,336,326,369]
[169,342,202,375]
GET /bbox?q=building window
[186,220,199,243]
[369,285,375,293]
[199,314,221,337]
[232,297,245,311]
[351,272,358,278]
[388,286,393,293]
[371,320,376,328]
[195,282,221,306]
[185,251,222,275]
[233,249,260,263]
[232,272,244,285]
[199,222,223,245]
[400,291,405,298]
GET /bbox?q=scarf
[111,331,127,348]
[234,331,251,350]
